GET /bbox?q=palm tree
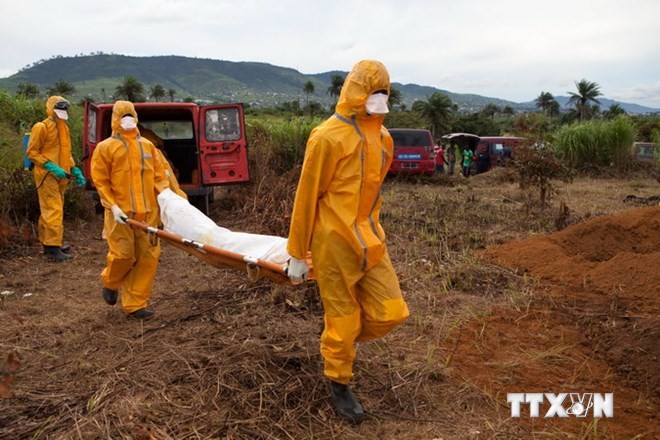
[47,80,76,97]
[411,92,453,139]
[150,84,166,102]
[482,103,500,121]
[303,81,315,107]
[603,103,626,120]
[115,76,145,102]
[168,88,176,102]
[326,74,345,103]
[535,91,559,116]
[16,82,40,99]
[567,79,601,122]
[388,87,403,109]
[549,100,561,117]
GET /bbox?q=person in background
[446,144,456,175]
[461,147,474,177]
[433,141,447,174]
[139,125,188,200]
[476,147,492,174]
[26,96,86,262]
[286,60,410,424]
[91,101,169,320]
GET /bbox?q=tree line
[15,76,178,103]
[11,74,659,145]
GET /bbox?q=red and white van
[82,101,250,213]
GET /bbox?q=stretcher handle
[125,219,289,277]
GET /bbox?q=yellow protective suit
[287,60,410,384]
[26,96,75,246]
[138,126,187,199]
[91,101,169,313]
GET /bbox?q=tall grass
[553,116,636,170]
[246,116,321,174]
[0,91,44,133]
[213,116,321,236]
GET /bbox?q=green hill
[0,54,522,110]
[2,54,657,114]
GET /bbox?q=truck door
[198,105,250,185]
[81,100,101,188]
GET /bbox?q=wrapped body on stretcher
[150,189,313,284]
[157,188,292,266]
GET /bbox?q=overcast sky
[2,0,659,108]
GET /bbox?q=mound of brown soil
[483,206,659,312]
[450,207,659,438]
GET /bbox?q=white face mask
[54,109,69,120]
[365,92,389,115]
[120,116,137,131]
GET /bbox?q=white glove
[287,257,309,284]
[110,205,128,225]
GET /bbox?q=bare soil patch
[0,176,658,439]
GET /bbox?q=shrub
[514,142,573,206]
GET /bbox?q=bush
[514,142,573,206]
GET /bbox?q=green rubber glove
[70,166,87,187]
[43,161,67,179]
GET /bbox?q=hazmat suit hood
[46,95,70,119]
[335,60,390,120]
[111,100,139,135]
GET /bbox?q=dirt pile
[484,205,660,311]
[451,206,659,438]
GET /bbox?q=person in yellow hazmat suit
[26,96,87,262]
[286,60,410,424]
[91,101,169,320]
[138,125,188,199]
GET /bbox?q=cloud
[1,0,659,107]
[610,81,660,108]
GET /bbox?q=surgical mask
[365,92,389,115]
[54,109,68,120]
[120,116,137,131]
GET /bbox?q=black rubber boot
[60,244,71,253]
[102,287,118,305]
[330,381,365,424]
[43,245,72,262]
[129,308,154,320]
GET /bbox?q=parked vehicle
[387,128,435,176]
[475,136,525,169]
[82,101,250,214]
[632,142,658,163]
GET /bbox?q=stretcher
[126,218,314,285]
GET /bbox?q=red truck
[387,128,435,176]
[81,101,250,214]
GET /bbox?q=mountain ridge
[1,54,657,114]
